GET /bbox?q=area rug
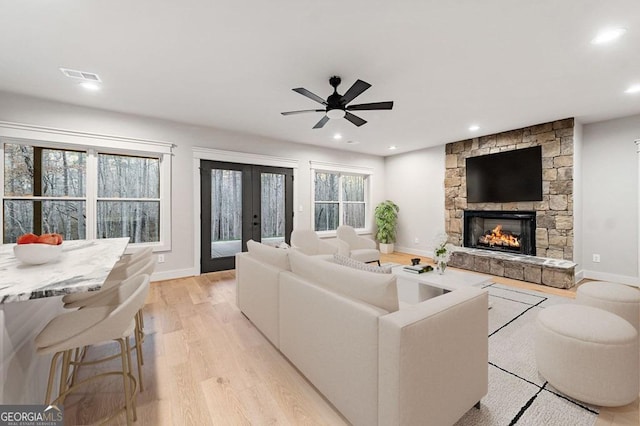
[454,283,599,426]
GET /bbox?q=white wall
[0,92,386,279]
[386,114,640,287]
[581,114,640,285]
[384,145,446,257]
[573,121,583,279]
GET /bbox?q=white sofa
[236,241,489,426]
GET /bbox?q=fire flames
[478,225,520,248]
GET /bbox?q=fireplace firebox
[463,210,536,256]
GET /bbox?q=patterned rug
[455,283,599,426]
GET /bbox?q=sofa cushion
[333,254,391,274]
[289,249,398,312]
[247,239,290,271]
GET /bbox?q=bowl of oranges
[13,233,64,265]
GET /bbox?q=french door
[200,160,293,272]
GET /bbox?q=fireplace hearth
[463,210,536,256]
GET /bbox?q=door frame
[192,147,299,276]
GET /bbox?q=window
[3,144,87,243]
[97,153,160,242]
[312,167,370,232]
[1,128,171,251]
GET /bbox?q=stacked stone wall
[444,118,574,260]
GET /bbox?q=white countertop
[0,238,129,304]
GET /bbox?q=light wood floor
[62,252,638,425]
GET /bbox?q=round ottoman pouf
[577,281,640,331]
[535,304,639,407]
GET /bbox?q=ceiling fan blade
[292,88,327,105]
[347,101,394,111]
[344,112,367,127]
[281,109,325,116]
[312,115,330,129]
[341,79,371,104]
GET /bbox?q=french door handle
[253,222,260,226]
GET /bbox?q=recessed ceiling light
[388,145,397,150]
[469,125,480,132]
[624,84,640,94]
[79,81,101,91]
[591,28,627,45]
[333,133,342,140]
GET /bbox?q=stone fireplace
[463,210,536,256]
[444,118,576,288]
[445,118,574,261]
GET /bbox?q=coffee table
[392,265,492,304]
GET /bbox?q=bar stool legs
[119,337,136,423]
[43,337,138,425]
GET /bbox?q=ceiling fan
[281,76,394,129]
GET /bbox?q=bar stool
[117,247,154,267]
[62,252,155,307]
[36,274,150,425]
[62,257,156,391]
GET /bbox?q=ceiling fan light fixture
[327,109,346,119]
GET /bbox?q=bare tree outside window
[3,143,87,243]
[261,173,285,246]
[342,175,365,228]
[97,154,160,243]
[211,169,242,243]
[314,171,367,231]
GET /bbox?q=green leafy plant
[374,200,400,244]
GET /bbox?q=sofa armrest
[378,287,488,425]
[235,252,283,347]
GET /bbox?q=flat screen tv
[466,146,543,203]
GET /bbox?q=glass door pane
[211,169,243,259]
[260,172,285,247]
[200,161,292,273]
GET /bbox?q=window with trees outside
[313,170,368,232]
[2,136,170,250]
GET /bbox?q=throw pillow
[247,239,291,271]
[333,254,392,274]
[289,250,398,312]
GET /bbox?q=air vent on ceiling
[59,68,101,82]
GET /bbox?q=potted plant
[374,200,400,254]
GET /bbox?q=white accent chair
[290,229,349,257]
[336,225,381,265]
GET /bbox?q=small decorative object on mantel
[433,234,452,275]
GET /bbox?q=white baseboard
[581,269,640,287]
[151,267,197,282]
[393,246,434,259]
[574,269,584,284]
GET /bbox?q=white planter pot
[379,243,394,254]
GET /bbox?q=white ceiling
[1,1,639,156]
